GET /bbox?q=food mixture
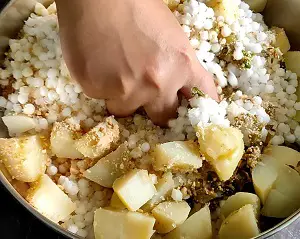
[0,0,300,238]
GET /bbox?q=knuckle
[144,58,165,92]
[178,46,193,67]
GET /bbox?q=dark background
[0,2,64,239]
[0,183,65,239]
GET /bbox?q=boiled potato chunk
[50,121,83,159]
[26,174,75,223]
[0,135,47,182]
[164,205,212,239]
[207,0,239,22]
[152,201,190,233]
[0,162,12,182]
[2,115,36,136]
[83,143,129,188]
[219,204,260,239]
[113,169,156,211]
[253,153,300,207]
[221,192,260,219]
[197,124,244,181]
[110,192,126,209]
[272,27,291,54]
[94,207,155,239]
[261,189,300,218]
[142,172,175,211]
[284,51,300,77]
[264,145,300,168]
[273,165,300,199]
[153,141,203,171]
[252,155,280,204]
[244,0,268,12]
[75,116,120,159]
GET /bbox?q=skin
[55,0,218,125]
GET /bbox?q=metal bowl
[0,0,299,238]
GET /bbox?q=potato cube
[219,204,260,239]
[264,145,300,168]
[0,135,47,182]
[113,169,156,211]
[207,0,239,22]
[26,174,75,223]
[197,124,244,181]
[153,141,203,171]
[244,0,268,12]
[0,162,12,182]
[273,165,300,200]
[83,143,129,188]
[75,116,120,159]
[2,115,36,136]
[252,155,280,204]
[253,154,300,207]
[110,192,126,209]
[165,205,212,239]
[94,207,155,239]
[152,201,190,233]
[142,172,175,211]
[284,51,300,77]
[221,192,260,219]
[50,121,83,159]
[272,27,291,54]
[261,189,300,218]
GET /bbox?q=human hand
[56,0,218,125]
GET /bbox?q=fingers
[106,97,142,117]
[144,91,179,126]
[181,61,219,102]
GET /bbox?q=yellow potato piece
[94,207,155,239]
[0,135,47,182]
[264,145,300,168]
[207,0,239,22]
[272,27,291,54]
[113,169,156,211]
[50,121,83,159]
[244,0,268,12]
[142,172,174,211]
[110,192,126,209]
[284,51,300,77]
[164,205,212,239]
[261,189,300,218]
[272,165,300,200]
[219,204,260,239]
[75,116,120,159]
[252,155,280,204]
[152,201,191,233]
[197,124,244,181]
[2,115,36,136]
[253,153,300,207]
[153,141,203,172]
[221,192,260,219]
[26,174,75,223]
[83,143,129,188]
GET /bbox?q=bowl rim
[0,0,299,238]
